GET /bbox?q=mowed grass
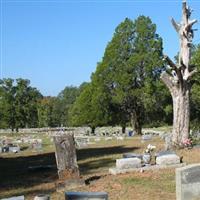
[0,132,200,200]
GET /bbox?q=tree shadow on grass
[77,146,139,160]
[0,145,139,196]
[0,152,57,189]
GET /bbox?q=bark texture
[131,111,142,135]
[53,134,79,180]
[161,0,197,146]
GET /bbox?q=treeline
[0,16,200,132]
[0,79,86,130]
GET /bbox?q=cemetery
[1,0,200,199]
[0,125,200,199]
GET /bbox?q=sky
[0,0,200,96]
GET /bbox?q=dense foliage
[0,17,199,132]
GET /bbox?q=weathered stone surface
[56,179,85,192]
[176,164,200,200]
[34,194,50,200]
[116,158,141,169]
[156,154,180,165]
[53,134,79,180]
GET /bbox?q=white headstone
[116,158,141,169]
[156,154,180,165]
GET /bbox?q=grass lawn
[0,133,200,200]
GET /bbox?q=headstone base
[56,179,85,192]
[109,163,186,175]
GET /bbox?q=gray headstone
[142,135,152,141]
[156,154,180,165]
[65,192,108,200]
[116,158,141,169]
[176,164,200,200]
[9,146,20,153]
[34,194,50,200]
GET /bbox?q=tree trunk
[122,125,126,134]
[172,85,190,145]
[161,0,197,146]
[131,111,142,135]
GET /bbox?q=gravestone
[34,194,50,200]
[65,192,108,200]
[176,164,200,200]
[9,146,20,153]
[116,158,141,169]
[164,134,173,150]
[141,134,152,141]
[156,154,180,165]
[53,134,79,180]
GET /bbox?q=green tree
[37,96,59,127]
[0,79,16,130]
[190,44,200,130]
[0,78,42,130]
[70,17,164,133]
[57,86,80,126]
[15,79,42,129]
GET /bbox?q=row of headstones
[0,141,42,153]
[115,151,181,170]
[2,192,108,200]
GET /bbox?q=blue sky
[1,0,200,96]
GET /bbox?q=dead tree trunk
[161,0,197,146]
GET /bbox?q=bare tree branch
[188,68,198,79]
[160,72,174,93]
[163,55,178,70]
[185,19,198,31]
[171,18,181,33]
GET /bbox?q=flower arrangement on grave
[143,144,156,164]
[182,138,193,149]
[144,144,156,154]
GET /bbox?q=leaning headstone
[1,196,24,200]
[156,154,180,165]
[176,164,200,200]
[164,134,173,150]
[53,134,79,180]
[65,192,108,200]
[116,158,141,169]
